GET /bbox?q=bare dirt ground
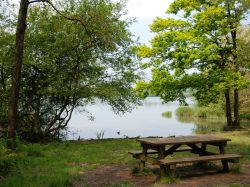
[72,163,250,187]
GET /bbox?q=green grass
[194,104,224,118]
[0,129,250,187]
[0,139,140,187]
[175,106,194,117]
[175,103,225,119]
[162,111,172,118]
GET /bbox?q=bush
[175,106,194,117]
[240,114,250,120]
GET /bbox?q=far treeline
[0,0,250,149]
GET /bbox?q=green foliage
[240,74,250,119]
[0,0,141,141]
[240,114,250,120]
[135,0,250,123]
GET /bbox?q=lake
[67,97,204,140]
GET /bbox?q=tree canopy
[0,0,140,141]
[135,0,250,126]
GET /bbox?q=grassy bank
[0,139,139,187]
[1,129,250,186]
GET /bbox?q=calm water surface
[68,97,199,139]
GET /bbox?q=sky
[126,0,174,44]
[8,0,173,44]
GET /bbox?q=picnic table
[129,135,242,175]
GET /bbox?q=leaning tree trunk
[225,90,233,127]
[7,0,29,149]
[233,89,240,127]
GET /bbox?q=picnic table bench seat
[158,153,242,166]
[128,147,193,157]
[129,151,242,172]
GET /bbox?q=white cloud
[127,0,173,20]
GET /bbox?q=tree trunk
[233,89,240,127]
[225,90,233,126]
[7,0,29,149]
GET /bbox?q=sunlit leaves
[135,0,249,106]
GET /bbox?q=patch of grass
[229,163,242,174]
[0,154,19,177]
[162,111,172,118]
[0,139,24,177]
[159,171,179,184]
[26,144,44,157]
[176,103,224,119]
[131,164,151,176]
[131,165,140,174]
[194,103,224,119]
[1,129,250,186]
[175,106,194,117]
[0,139,140,187]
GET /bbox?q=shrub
[240,114,250,120]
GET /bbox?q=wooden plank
[174,148,193,152]
[128,147,193,157]
[128,150,158,155]
[137,135,231,146]
[136,154,159,165]
[158,154,242,166]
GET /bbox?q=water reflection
[68,97,195,140]
[177,116,227,134]
[67,97,237,140]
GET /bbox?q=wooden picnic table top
[137,135,231,146]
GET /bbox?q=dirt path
[72,163,250,187]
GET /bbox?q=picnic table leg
[158,146,165,159]
[219,143,229,171]
[201,143,207,152]
[139,144,147,171]
[158,145,169,176]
